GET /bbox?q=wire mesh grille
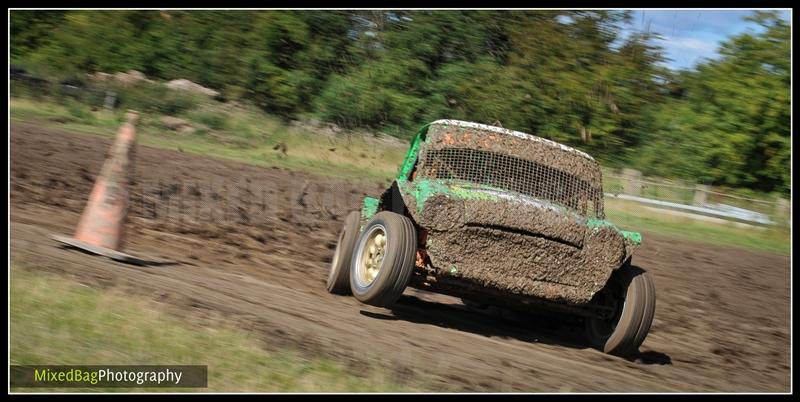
[419,147,604,217]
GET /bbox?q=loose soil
[10,121,791,391]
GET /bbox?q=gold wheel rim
[354,225,387,288]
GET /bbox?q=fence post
[621,168,642,196]
[693,184,709,206]
[103,91,117,112]
[774,197,790,227]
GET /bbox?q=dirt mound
[160,116,200,134]
[164,79,220,97]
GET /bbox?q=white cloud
[660,36,718,53]
[620,9,791,70]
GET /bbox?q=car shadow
[359,293,671,366]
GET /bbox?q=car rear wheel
[350,211,417,307]
[585,264,656,357]
[326,211,361,295]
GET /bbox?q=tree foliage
[633,12,790,193]
[10,10,790,194]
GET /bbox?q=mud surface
[416,194,625,304]
[10,121,791,392]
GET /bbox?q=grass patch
[11,98,124,129]
[9,265,416,392]
[11,97,407,183]
[605,199,790,255]
[185,109,229,131]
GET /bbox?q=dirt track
[10,121,791,392]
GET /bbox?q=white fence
[603,168,790,228]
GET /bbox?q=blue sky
[619,9,791,70]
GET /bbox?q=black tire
[326,211,361,295]
[585,264,656,357]
[350,211,417,307]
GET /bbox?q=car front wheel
[350,211,417,307]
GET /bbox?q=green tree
[634,11,790,194]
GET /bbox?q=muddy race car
[326,120,655,357]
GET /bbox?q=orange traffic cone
[73,110,138,250]
[53,111,169,266]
